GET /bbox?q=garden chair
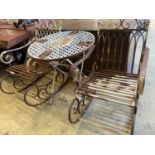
[68,19,150,134]
[0,20,68,106]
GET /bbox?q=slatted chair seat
[76,71,138,107]
[7,61,53,81]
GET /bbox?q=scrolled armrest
[0,38,36,64]
[138,47,149,94]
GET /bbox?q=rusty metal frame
[68,19,150,135]
[0,20,70,106]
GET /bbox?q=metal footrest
[79,99,135,134]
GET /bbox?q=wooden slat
[94,99,134,112]
[90,76,138,86]
[77,89,135,107]
[86,82,135,94]
[92,71,138,78]
[95,104,134,118]
[82,84,136,98]
[90,116,131,134]
[82,83,136,97]
[92,112,132,131]
[79,87,135,102]
[7,62,53,81]
[8,68,34,76]
[94,106,133,124]
[80,119,127,135]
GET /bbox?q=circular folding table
[28,31,95,61]
[28,31,95,102]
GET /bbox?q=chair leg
[130,112,136,135]
[68,95,92,123]
[131,102,138,134]
[68,97,81,124]
[23,71,69,107]
[24,84,51,106]
[0,75,32,94]
[0,75,16,94]
[134,106,137,114]
[77,95,92,114]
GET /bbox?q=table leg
[51,68,56,94]
[66,51,86,82]
[79,51,85,81]
[49,62,69,104]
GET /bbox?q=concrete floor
[0,20,155,135]
[134,20,155,134]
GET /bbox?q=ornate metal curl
[0,74,31,94]
[0,51,14,64]
[98,19,149,30]
[68,95,92,123]
[23,70,68,106]
[0,39,35,64]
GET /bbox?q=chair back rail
[35,20,61,39]
[93,19,150,75]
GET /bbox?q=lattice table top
[28,31,95,61]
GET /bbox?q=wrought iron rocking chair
[68,19,150,134]
[0,20,69,106]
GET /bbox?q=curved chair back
[93,19,150,74]
[35,19,61,39]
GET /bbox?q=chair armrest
[26,57,36,72]
[69,45,95,78]
[138,47,149,94]
[0,38,36,64]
